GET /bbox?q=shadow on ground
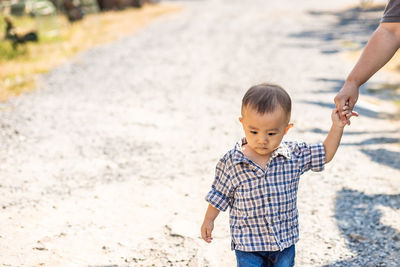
[297,128,399,136]
[324,188,400,266]
[301,100,393,120]
[296,124,400,171]
[312,78,346,94]
[361,148,400,171]
[312,76,400,104]
[289,4,384,54]
[340,137,399,146]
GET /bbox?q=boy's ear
[239,117,243,123]
[285,123,294,134]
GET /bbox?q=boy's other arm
[201,204,220,243]
[323,109,346,163]
[335,22,400,124]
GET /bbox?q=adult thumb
[334,94,345,109]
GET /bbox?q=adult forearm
[346,23,400,87]
[323,125,344,163]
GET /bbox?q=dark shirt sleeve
[205,158,233,212]
[381,0,400,22]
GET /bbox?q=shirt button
[267,197,272,202]
[270,221,274,226]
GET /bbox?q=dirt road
[1,0,400,266]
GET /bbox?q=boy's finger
[206,228,211,238]
[337,109,350,124]
[200,227,206,240]
[344,111,359,119]
[206,228,213,242]
[201,226,209,242]
[348,99,356,110]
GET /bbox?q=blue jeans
[235,245,295,267]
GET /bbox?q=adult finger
[335,96,349,124]
[334,94,347,116]
[334,94,344,110]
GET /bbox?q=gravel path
[1,0,400,266]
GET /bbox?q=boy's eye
[268,133,277,136]
[250,131,258,134]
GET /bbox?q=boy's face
[239,106,292,157]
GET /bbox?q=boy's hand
[333,103,358,127]
[201,219,214,243]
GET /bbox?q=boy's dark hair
[242,83,292,116]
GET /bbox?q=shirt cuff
[205,189,229,212]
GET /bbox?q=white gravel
[1,0,400,266]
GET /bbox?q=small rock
[33,247,47,251]
[392,233,400,241]
[349,233,368,242]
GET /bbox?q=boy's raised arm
[323,120,344,163]
[323,108,356,163]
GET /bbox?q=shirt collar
[232,137,291,165]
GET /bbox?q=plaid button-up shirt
[206,138,325,252]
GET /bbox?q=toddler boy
[200,83,356,266]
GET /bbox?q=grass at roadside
[0,3,180,101]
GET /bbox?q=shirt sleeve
[296,142,326,174]
[205,158,233,212]
[381,0,400,23]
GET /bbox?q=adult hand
[334,82,359,125]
